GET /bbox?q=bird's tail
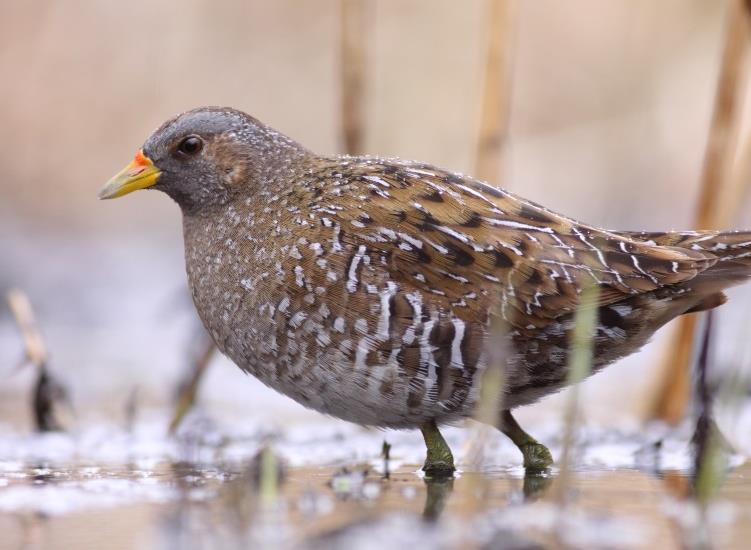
[624,229,751,290]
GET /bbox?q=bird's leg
[420,420,455,477]
[499,410,553,471]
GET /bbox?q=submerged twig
[124,386,139,433]
[380,440,391,479]
[6,289,69,432]
[692,312,725,504]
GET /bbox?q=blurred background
[1,0,750,437]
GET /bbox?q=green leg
[499,410,553,472]
[420,420,455,477]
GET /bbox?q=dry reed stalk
[474,0,516,182]
[6,288,68,431]
[340,0,369,156]
[460,0,518,473]
[651,0,751,423]
[7,289,48,368]
[462,315,507,471]
[718,127,751,223]
[554,285,599,506]
[458,314,509,534]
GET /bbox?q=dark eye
[177,135,203,157]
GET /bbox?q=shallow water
[0,410,749,550]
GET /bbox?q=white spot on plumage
[347,245,367,293]
[376,282,397,340]
[294,265,305,287]
[450,319,465,369]
[289,311,307,328]
[333,317,345,333]
[354,318,369,335]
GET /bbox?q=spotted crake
[100,107,751,475]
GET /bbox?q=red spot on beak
[126,149,153,176]
[133,149,150,167]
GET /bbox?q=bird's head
[99,107,307,213]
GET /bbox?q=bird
[100,106,751,475]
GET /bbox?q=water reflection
[422,476,454,522]
[1,457,749,549]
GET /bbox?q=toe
[422,460,456,478]
[522,443,554,471]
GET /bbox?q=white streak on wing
[424,238,449,255]
[379,227,398,240]
[363,175,391,187]
[722,251,751,260]
[574,227,608,268]
[434,225,473,244]
[453,183,496,205]
[367,184,390,198]
[398,232,424,249]
[446,272,470,284]
[631,255,659,284]
[499,241,523,256]
[450,319,465,370]
[405,168,437,177]
[551,233,576,258]
[483,218,554,233]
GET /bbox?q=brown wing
[323,160,717,329]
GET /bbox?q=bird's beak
[98,150,162,199]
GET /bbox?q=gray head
[99,107,309,213]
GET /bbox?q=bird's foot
[420,420,456,478]
[520,441,554,472]
[422,457,455,478]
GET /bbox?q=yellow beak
[98,150,162,199]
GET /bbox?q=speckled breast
[180,201,493,428]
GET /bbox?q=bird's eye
[176,135,203,157]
